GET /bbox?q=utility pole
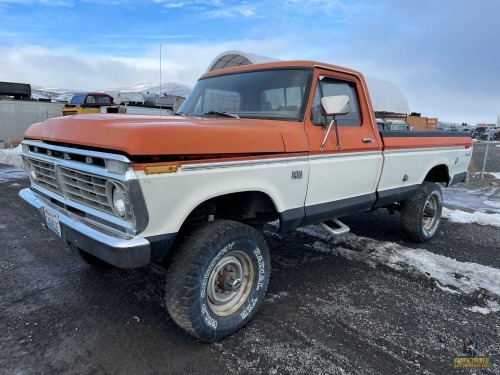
[481,119,494,178]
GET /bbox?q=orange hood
[23,114,306,156]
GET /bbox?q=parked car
[61,92,115,116]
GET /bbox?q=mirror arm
[320,118,341,152]
[333,119,341,151]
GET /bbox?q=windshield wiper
[204,111,240,119]
[174,111,187,116]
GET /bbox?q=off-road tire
[401,182,443,242]
[165,220,270,342]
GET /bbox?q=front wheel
[165,220,270,342]
[401,182,443,242]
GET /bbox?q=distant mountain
[31,82,192,103]
[102,82,191,100]
[31,85,80,102]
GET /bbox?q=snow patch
[0,145,24,168]
[442,207,500,227]
[484,200,500,209]
[467,300,500,315]
[442,186,500,214]
[300,226,500,305]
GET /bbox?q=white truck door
[303,73,383,224]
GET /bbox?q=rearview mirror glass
[321,95,350,116]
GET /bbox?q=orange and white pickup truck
[19,60,472,342]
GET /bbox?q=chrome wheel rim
[423,194,438,231]
[207,251,254,317]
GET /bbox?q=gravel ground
[0,141,499,375]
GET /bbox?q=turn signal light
[144,165,177,174]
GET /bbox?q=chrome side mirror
[320,95,350,116]
[319,95,349,152]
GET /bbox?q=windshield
[70,95,86,105]
[178,68,312,121]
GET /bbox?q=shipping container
[0,81,31,99]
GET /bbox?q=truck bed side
[374,130,473,207]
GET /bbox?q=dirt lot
[0,142,499,374]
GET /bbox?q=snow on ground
[442,185,500,214]
[299,226,500,314]
[442,207,500,227]
[0,146,23,169]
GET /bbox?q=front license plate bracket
[44,207,62,237]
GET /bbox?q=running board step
[320,219,350,236]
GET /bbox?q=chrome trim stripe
[309,151,382,161]
[384,146,466,154]
[314,64,363,80]
[181,155,309,171]
[181,151,382,171]
[23,154,132,182]
[22,140,131,163]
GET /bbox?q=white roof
[206,51,409,115]
[206,51,279,72]
[365,77,409,115]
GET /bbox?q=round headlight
[29,165,37,182]
[112,186,126,218]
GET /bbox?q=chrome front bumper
[19,188,151,269]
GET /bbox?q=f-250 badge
[291,170,303,179]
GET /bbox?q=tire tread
[165,220,269,341]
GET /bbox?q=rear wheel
[401,182,443,242]
[165,220,270,342]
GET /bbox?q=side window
[311,78,361,126]
[97,96,111,104]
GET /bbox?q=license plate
[44,207,62,237]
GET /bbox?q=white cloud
[0,38,289,90]
[205,5,256,18]
[162,1,184,9]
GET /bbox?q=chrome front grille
[21,141,148,235]
[58,167,114,215]
[24,156,131,221]
[28,159,60,194]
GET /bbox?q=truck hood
[23,114,302,156]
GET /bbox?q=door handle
[362,138,373,143]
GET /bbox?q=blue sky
[0,0,499,124]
